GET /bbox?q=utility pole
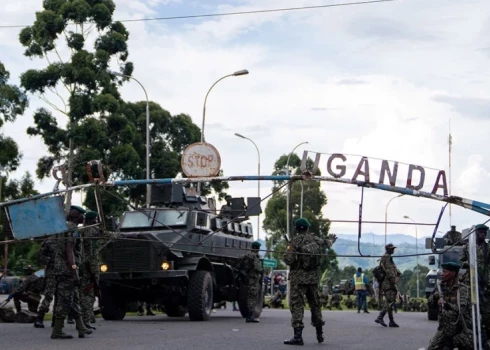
[448,117,452,225]
[0,168,7,273]
[64,137,74,214]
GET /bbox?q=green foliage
[264,153,336,269]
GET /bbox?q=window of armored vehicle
[153,209,188,227]
[441,247,462,264]
[120,211,155,228]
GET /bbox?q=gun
[437,280,445,312]
[84,261,100,298]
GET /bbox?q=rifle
[437,280,445,312]
[84,261,100,298]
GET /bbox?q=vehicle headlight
[100,264,108,272]
[161,261,171,270]
[429,279,435,284]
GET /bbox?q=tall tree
[19,0,133,209]
[263,153,337,270]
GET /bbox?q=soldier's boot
[388,311,399,327]
[34,312,45,328]
[51,318,73,339]
[84,319,96,331]
[75,316,93,338]
[284,327,304,346]
[315,325,324,343]
[67,314,74,324]
[246,311,260,323]
[374,311,387,327]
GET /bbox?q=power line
[0,0,397,29]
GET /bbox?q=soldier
[236,241,263,323]
[8,265,41,313]
[51,205,92,339]
[375,243,401,328]
[460,223,490,341]
[443,225,463,246]
[283,218,337,345]
[220,195,233,217]
[319,290,329,309]
[269,289,285,308]
[330,291,342,310]
[344,294,355,309]
[34,236,57,328]
[427,262,473,350]
[80,211,103,330]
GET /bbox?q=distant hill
[333,233,437,271]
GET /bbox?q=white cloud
[1,0,489,243]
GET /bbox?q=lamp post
[197,69,249,193]
[108,70,151,208]
[384,194,404,246]
[234,133,260,241]
[285,141,309,237]
[404,215,419,298]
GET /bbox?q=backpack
[372,265,386,282]
[297,235,322,270]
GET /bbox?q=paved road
[0,308,435,350]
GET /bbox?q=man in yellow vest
[352,267,370,314]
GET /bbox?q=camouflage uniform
[51,211,92,339]
[375,243,400,327]
[35,236,57,327]
[12,269,41,313]
[283,217,336,346]
[80,225,101,326]
[460,227,490,340]
[427,264,473,350]
[330,292,342,310]
[237,243,263,322]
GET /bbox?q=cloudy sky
[1,0,489,243]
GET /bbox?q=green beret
[295,218,311,228]
[475,224,489,231]
[441,262,461,272]
[251,241,261,249]
[85,211,98,220]
[70,205,86,214]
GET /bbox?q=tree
[19,0,133,209]
[0,61,28,176]
[263,153,337,269]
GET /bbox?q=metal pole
[0,170,6,273]
[285,141,308,236]
[300,181,304,217]
[385,194,404,245]
[234,133,260,241]
[404,215,419,298]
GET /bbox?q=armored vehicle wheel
[188,270,214,321]
[427,305,438,321]
[165,305,188,317]
[237,282,264,318]
[100,286,127,321]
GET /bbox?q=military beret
[70,205,86,214]
[441,261,461,272]
[475,224,489,231]
[251,241,261,249]
[85,211,98,220]
[295,218,311,228]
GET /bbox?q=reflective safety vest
[353,273,366,290]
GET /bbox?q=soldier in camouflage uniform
[344,294,355,309]
[35,236,57,328]
[236,241,263,323]
[319,290,329,309]
[460,224,490,341]
[80,211,103,330]
[283,218,337,345]
[51,205,92,340]
[330,291,342,310]
[375,243,401,328]
[10,265,41,313]
[427,262,473,350]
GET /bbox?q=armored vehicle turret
[98,183,263,321]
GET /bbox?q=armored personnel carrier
[98,183,263,321]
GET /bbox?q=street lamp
[234,133,260,241]
[108,70,151,208]
[384,194,404,245]
[198,69,249,193]
[404,215,419,298]
[285,141,309,237]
